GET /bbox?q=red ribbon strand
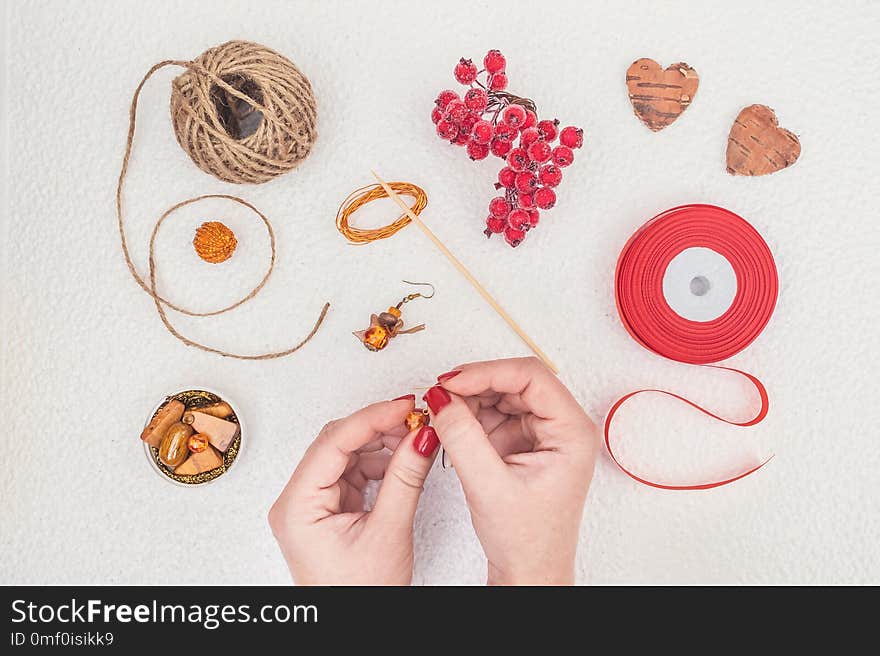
[607,204,778,490]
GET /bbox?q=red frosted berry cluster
[431,49,584,247]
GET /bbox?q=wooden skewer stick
[371,170,559,375]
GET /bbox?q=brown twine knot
[170,40,317,183]
[116,41,328,360]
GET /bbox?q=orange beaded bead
[193,221,237,264]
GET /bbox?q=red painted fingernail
[413,426,439,458]
[437,370,462,383]
[423,385,451,414]
[391,394,416,402]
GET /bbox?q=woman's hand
[424,357,598,585]
[269,396,440,585]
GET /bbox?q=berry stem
[490,90,537,115]
[482,90,537,126]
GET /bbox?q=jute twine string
[116,41,329,360]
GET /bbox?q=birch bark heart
[726,104,801,176]
[626,58,699,131]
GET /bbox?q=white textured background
[2,0,878,585]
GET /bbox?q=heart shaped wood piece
[626,58,699,131]
[726,104,801,176]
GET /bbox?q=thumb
[423,385,506,491]
[371,426,439,527]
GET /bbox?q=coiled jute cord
[116,40,329,360]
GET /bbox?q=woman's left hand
[269,396,440,585]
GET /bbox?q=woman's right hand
[424,357,599,585]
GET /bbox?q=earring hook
[402,280,435,298]
[397,280,435,307]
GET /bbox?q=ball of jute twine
[116,40,328,360]
[170,40,317,183]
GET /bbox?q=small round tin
[142,388,243,486]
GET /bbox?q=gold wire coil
[336,182,428,244]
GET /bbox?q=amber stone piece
[141,399,185,447]
[194,401,233,419]
[184,411,240,453]
[193,221,237,263]
[363,325,389,351]
[404,409,429,431]
[175,446,224,475]
[159,422,193,468]
[188,433,210,453]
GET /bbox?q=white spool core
[662,247,737,322]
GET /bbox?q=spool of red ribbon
[607,204,778,490]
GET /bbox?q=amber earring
[353,281,435,351]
